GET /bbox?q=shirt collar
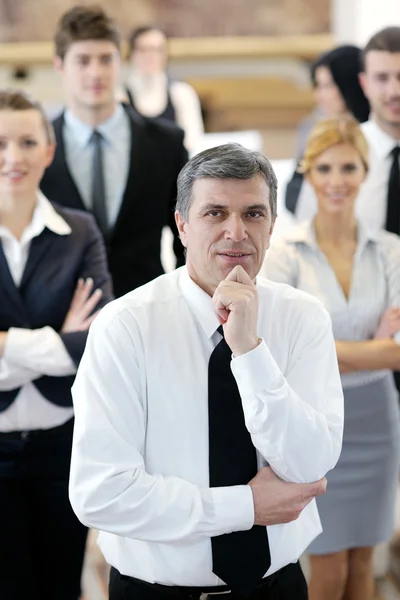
[0,192,71,243]
[179,267,222,339]
[285,219,379,251]
[36,191,72,235]
[362,119,399,160]
[64,104,127,147]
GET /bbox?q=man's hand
[62,278,103,334]
[374,308,400,340]
[212,265,259,356]
[249,467,327,526]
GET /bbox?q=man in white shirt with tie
[69,143,344,600]
[290,27,400,233]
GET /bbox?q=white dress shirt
[70,266,343,586]
[262,220,400,388]
[63,105,131,228]
[295,119,399,230]
[0,193,76,431]
[125,72,204,154]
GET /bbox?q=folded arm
[336,339,400,373]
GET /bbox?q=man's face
[175,176,275,296]
[55,40,120,112]
[361,50,400,130]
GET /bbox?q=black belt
[117,569,279,600]
[0,417,74,441]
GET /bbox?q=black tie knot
[217,325,224,337]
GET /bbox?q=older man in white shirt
[69,143,344,600]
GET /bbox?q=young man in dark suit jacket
[40,5,188,298]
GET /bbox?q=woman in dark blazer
[0,90,113,600]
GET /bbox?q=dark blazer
[0,205,113,413]
[285,164,304,216]
[40,105,188,298]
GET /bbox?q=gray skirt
[308,373,400,555]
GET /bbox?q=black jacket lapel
[110,108,151,242]
[20,228,55,288]
[0,242,28,318]
[52,113,87,212]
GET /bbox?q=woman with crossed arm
[0,90,113,600]
[262,116,400,600]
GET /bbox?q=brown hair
[54,5,121,60]
[300,116,369,174]
[0,90,54,144]
[363,26,400,67]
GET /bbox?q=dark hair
[364,27,400,64]
[176,143,277,221]
[128,26,167,54]
[54,5,121,60]
[0,89,54,144]
[311,45,370,123]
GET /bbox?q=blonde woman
[0,90,113,600]
[263,117,400,600]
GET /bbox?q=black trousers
[0,419,88,600]
[109,562,308,600]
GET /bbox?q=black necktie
[91,130,108,236]
[208,326,271,597]
[385,146,400,235]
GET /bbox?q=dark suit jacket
[40,105,188,298]
[0,206,113,412]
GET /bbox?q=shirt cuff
[4,327,35,365]
[4,327,76,375]
[210,484,254,535]
[230,339,284,396]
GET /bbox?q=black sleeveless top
[125,79,177,123]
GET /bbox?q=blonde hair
[0,89,54,144]
[299,116,369,174]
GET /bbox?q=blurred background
[0,0,392,160]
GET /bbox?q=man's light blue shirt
[63,105,131,228]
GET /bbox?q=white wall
[333,0,400,46]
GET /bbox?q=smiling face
[0,109,54,202]
[361,51,400,136]
[306,143,366,216]
[55,40,120,114]
[175,176,275,296]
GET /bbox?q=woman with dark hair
[122,26,204,154]
[297,45,370,155]
[286,45,370,215]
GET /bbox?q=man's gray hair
[176,143,278,221]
